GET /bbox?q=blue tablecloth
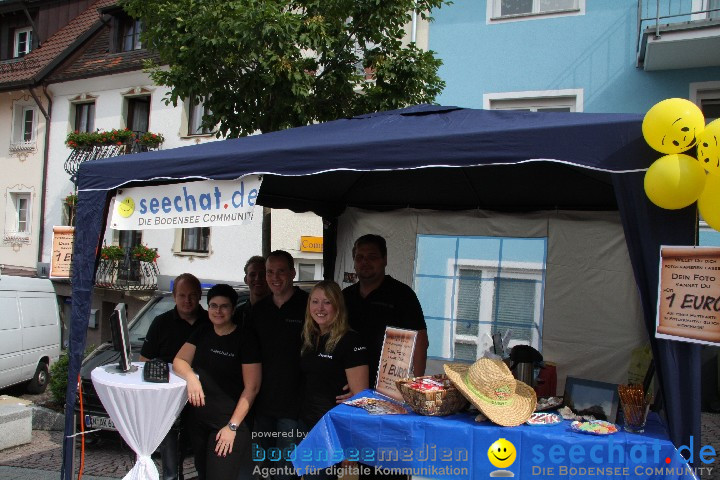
[291,390,697,480]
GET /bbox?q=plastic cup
[622,402,649,433]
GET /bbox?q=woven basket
[396,374,468,416]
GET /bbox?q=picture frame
[563,377,620,423]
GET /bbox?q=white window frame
[73,101,96,133]
[186,96,214,136]
[172,228,211,256]
[487,0,584,23]
[13,27,32,58]
[11,104,37,150]
[4,190,33,237]
[484,88,583,112]
[691,0,720,20]
[690,81,720,120]
[450,260,544,361]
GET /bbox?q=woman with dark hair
[300,280,369,469]
[173,284,261,480]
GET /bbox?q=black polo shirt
[188,323,261,428]
[248,287,309,418]
[343,275,426,387]
[300,330,368,428]
[140,306,210,363]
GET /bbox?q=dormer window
[14,27,33,58]
[121,17,142,51]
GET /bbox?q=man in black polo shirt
[343,234,429,387]
[235,255,269,329]
[140,273,209,480]
[249,250,308,480]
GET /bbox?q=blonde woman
[300,280,369,431]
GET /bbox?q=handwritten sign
[656,246,720,346]
[375,327,417,401]
[50,226,75,278]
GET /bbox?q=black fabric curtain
[322,216,338,281]
[612,172,701,462]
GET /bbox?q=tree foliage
[121,0,449,136]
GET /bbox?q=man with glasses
[140,273,209,480]
[248,250,308,480]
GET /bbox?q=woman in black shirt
[174,284,261,480]
[300,280,368,440]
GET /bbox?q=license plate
[84,414,116,431]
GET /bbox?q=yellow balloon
[699,173,720,231]
[644,154,707,209]
[697,118,720,175]
[642,98,705,154]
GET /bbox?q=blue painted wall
[430,0,720,113]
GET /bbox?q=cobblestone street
[0,429,197,479]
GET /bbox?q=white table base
[92,362,187,480]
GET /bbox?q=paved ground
[702,412,720,480]
[0,429,197,479]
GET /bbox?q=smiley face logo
[642,98,705,154]
[488,438,516,469]
[697,119,720,175]
[117,197,135,218]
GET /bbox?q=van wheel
[27,362,49,394]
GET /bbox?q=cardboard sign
[656,246,720,346]
[375,327,417,401]
[50,226,75,278]
[110,177,262,230]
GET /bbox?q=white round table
[91,362,187,480]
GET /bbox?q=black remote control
[143,359,169,383]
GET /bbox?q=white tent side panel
[335,207,646,394]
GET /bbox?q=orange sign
[656,246,720,345]
[375,327,417,401]
[300,236,323,253]
[51,226,75,278]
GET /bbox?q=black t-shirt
[300,330,368,428]
[187,323,261,428]
[343,275,427,387]
[140,306,209,363]
[248,287,309,418]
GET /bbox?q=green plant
[131,244,160,262]
[64,193,78,206]
[65,129,161,149]
[137,132,165,148]
[49,353,69,405]
[100,245,125,261]
[49,346,96,406]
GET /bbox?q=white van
[0,275,61,393]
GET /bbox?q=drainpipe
[411,1,418,43]
[28,85,52,265]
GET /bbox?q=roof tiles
[0,0,114,88]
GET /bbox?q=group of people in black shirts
[139,234,429,480]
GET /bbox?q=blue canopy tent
[61,105,699,478]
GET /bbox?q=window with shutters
[414,235,546,362]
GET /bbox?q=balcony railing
[638,0,720,40]
[63,130,163,185]
[637,1,720,69]
[95,255,159,291]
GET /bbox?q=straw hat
[444,357,536,427]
